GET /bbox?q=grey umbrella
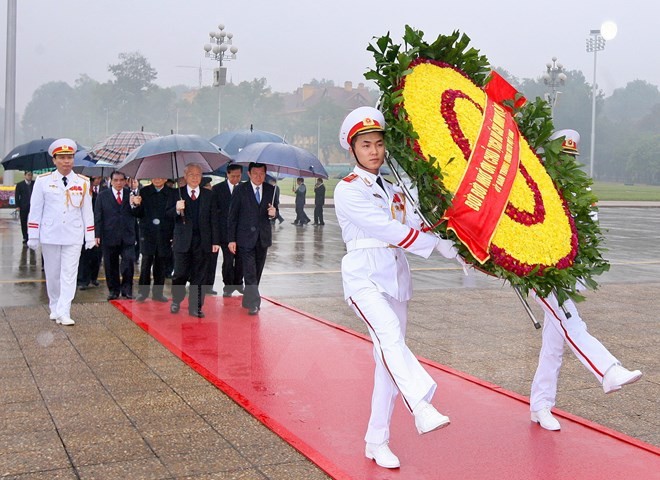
[117,134,232,180]
[231,142,328,179]
[209,125,285,155]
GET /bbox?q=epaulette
[76,173,89,180]
[342,173,358,183]
[37,172,50,177]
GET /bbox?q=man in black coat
[166,163,220,318]
[78,176,104,289]
[313,177,326,225]
[94,171,137,300]
[208,163,244,297]
[15,171,34,243]
[227,162,278,315]
[131,177,175,302]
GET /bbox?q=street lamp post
[542,57,567,120]
[585,22,617,179]
[203,24,238,134]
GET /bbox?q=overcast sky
[1,0,657,114]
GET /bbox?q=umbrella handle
[173,151,186,224]
[272,184,277,205]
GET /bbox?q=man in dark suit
[78,176,104,289]
[131,177,175,302]
[15,171,34,243]
[227,162,278,315]
[208,164,244,297]
[94,171,136,300]
[313,177,326,225]
[167,163,220,318]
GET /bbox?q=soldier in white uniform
[27,139,95,326]
[335,107,463,469]
[529,129,642,431]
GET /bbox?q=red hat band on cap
[52,145,75,156]
[562,139,578,154]
[347,118,383,145]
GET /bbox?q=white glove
[435,238,458,259]
[27,239,39,251]
[85,240,96,250]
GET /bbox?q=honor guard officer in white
[529,129,642,431]
[27,139,96,326]
[335,107,463,469]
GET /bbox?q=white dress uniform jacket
[28,171,95,245]
[334,166,439,301]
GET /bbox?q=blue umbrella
[73,160,117,178]
[2,137,56,171]
[74,149,96,168]
[210,126,285,155]
[117,134,232,180]
[231,142,328,179]
[2,138,87,172]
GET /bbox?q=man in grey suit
[227,162,278,315]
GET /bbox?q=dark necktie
[191,189,197,201]
[376,176,387,197]
[62,176,68,187]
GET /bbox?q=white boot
[531,407,561,431]
[365,442,400,469]
[413,401,450,434]
[602,365,642,394]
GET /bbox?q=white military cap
[339,106,385,150]
[48,138,77,157]
[549,129,580,155]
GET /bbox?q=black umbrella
[209,125,285,155]
[1,137,56,171]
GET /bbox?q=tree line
[5,52,660,184]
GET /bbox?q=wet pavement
[0,203,659,478]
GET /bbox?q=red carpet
[113,296,660,480]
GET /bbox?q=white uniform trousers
[42,244,82,320]
[349,289,437,444]
[530,292,618,411]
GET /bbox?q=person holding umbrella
[227,162,279,315]
[167,163,220,318]
[27,139,96,326]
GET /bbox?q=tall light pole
[3,0,17,185]
[203,24,238,134]
[585,21,617,179]
[542,57,566,120]
[542,57,567,120]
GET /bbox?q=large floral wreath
[365,27,609,303]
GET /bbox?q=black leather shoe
[135,294,148,302]
[170,302,180,314]
[207,289,218,295]
[152,295,169,302]
[107,293,119,301]
[236,286,245,294]
[248,306,260,315]
[78,285,89,291]
[189,310,205,318]
[121,293,134,300]
[91,281,100,287]
[222,291,232,297]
